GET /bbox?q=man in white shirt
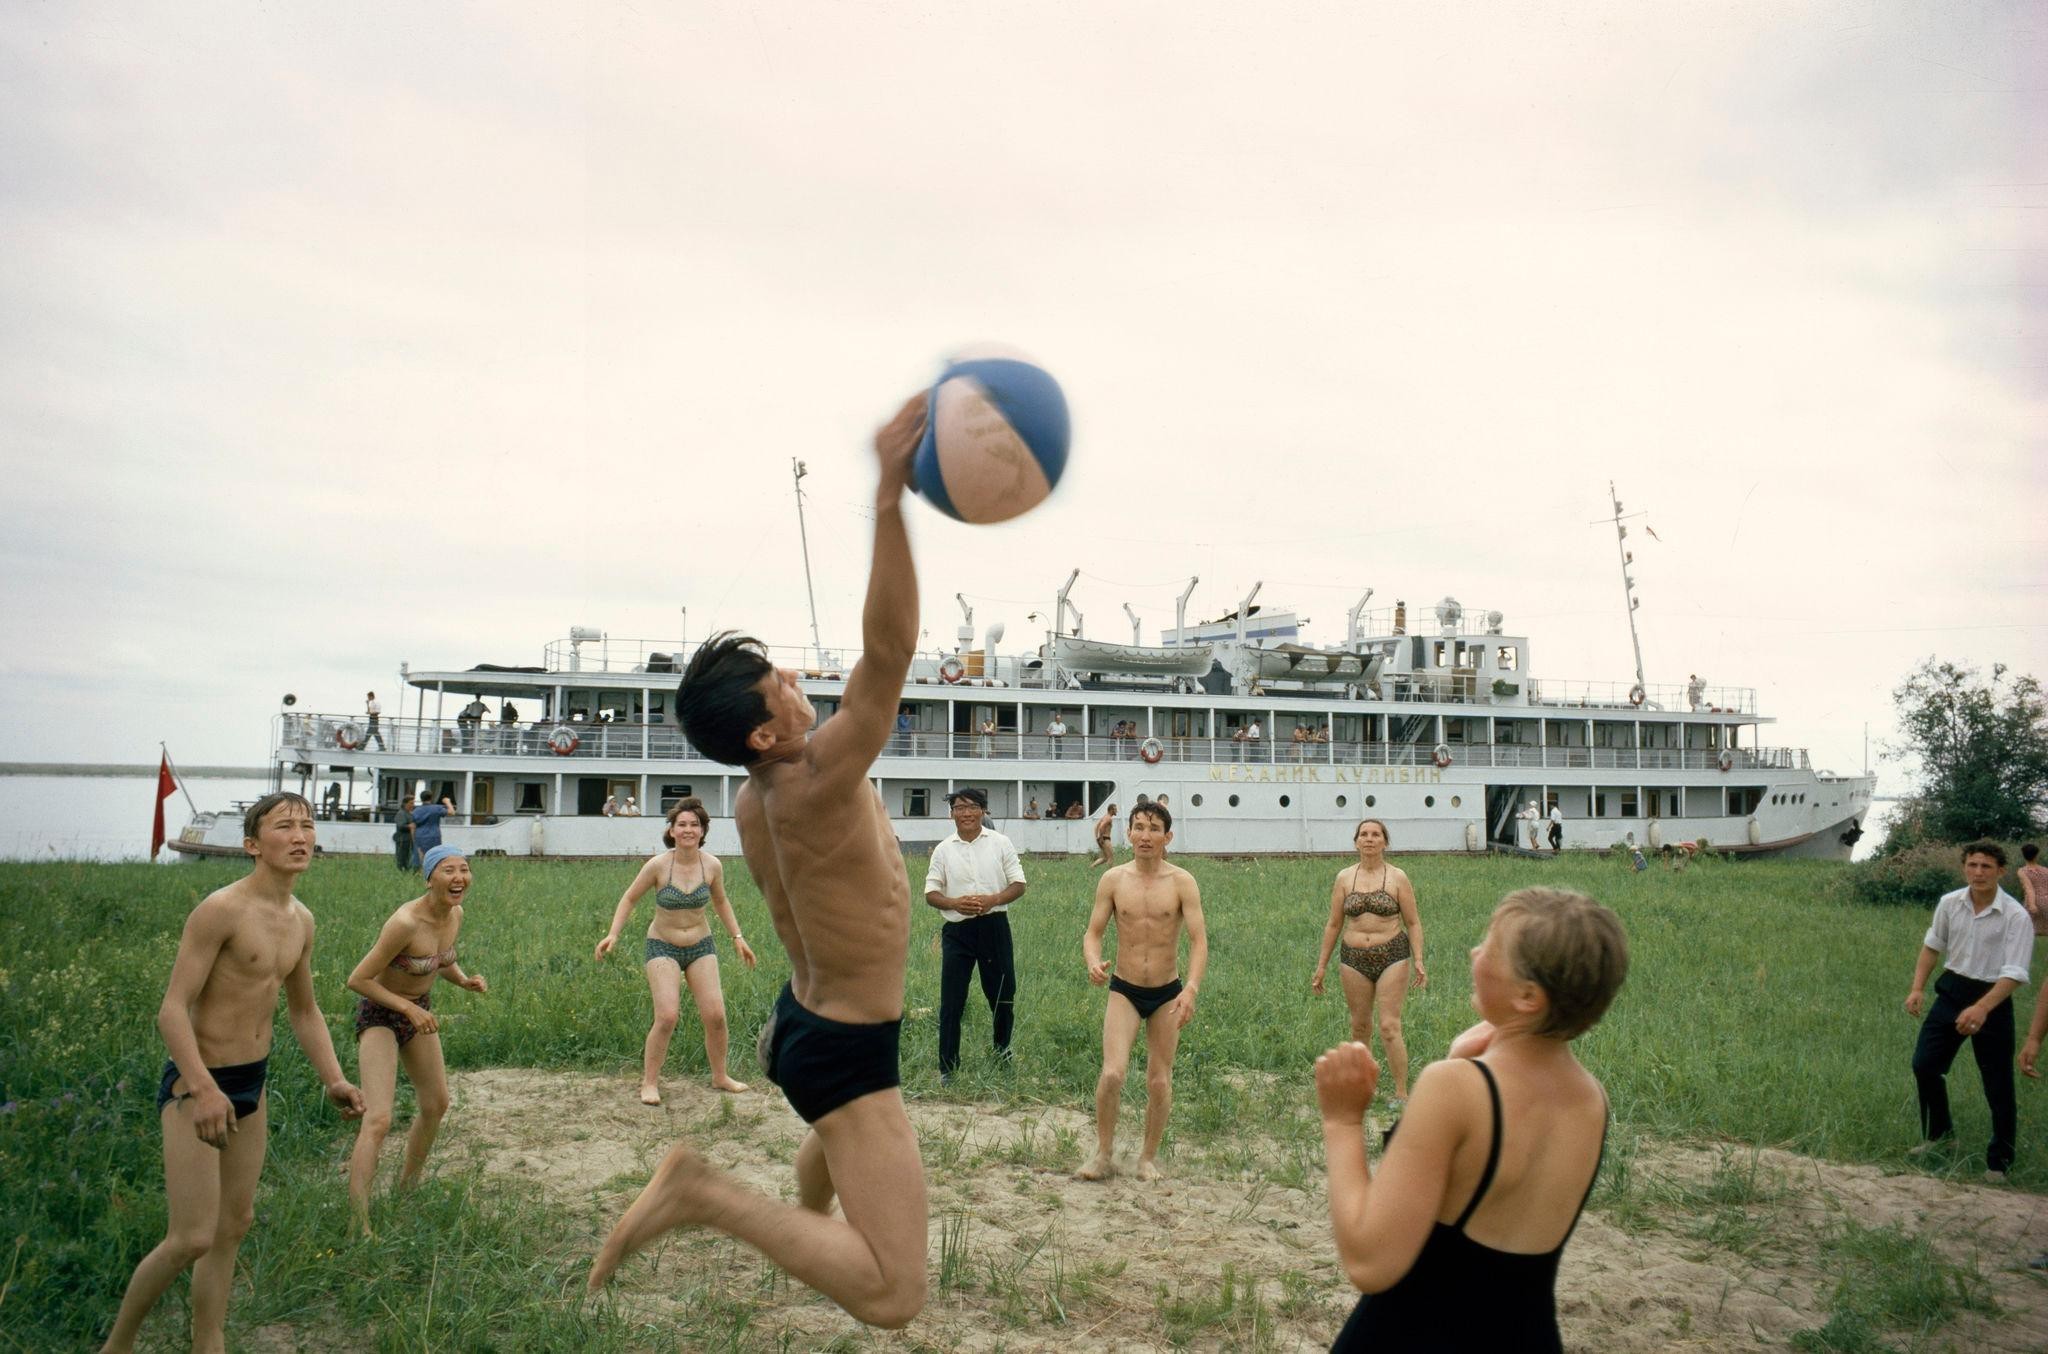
[1906,841,2032,1181]
[924,788,1028,1081]
[1547,803,1565,853]
[364,691,386,751]
[1045,713,1068,759]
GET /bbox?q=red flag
[151,753,178,859]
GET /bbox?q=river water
[0,774,286,862]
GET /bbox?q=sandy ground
[392,1068,2048,1351]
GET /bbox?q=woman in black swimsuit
[1312,819,1427,1101]
[596,798,757,1104]
[1316,887,1628,1352]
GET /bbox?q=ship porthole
[1450,795,1461,808]
[1364,795,1376,808]
[1228,794,1240,808]
[1336,795,1347,808]
[1191,794,1203,807]
[1425,795,1436,808]
[1279,794,1291,808]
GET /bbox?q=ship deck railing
[498,639,1758,715]
[279,714,1808,774]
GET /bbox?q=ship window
[1336,795,1348,808]
[1424,795,1435,808]
[1228,794,1240,808]
[1450,795,1461,808]
[658,783,694,813]
[1620,790,1638,816]
[1279,795,1291,808]
[1593,792,1607,816]
[1495,646,1519,671]
[1191,794,1204,807]
[515,782,546,813]
[1364,795,1376,808]
[904,788,930,817]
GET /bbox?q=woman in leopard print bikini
[1313,819,1428,1101]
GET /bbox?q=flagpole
[161,743,200,816]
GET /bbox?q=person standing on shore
[1312,819,1428,1104]
[1077,801,1208,1182]
[344,844,489,1232]
[924,787,1027,1082]
[99,793,364,1354]
[391,793,417,871]
[1906,841,2031,1182]
[595,797,757,1104]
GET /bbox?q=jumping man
[588,393,930,1328]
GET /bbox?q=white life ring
[335,722,364,751]
[1140,737,1164,765]
[938,656,966,684]
[1628,684,1646,707]
[1717,748,1735,773]
[547,725,581,756]
[1432,742,1453,768]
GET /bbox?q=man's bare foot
[1075,1153,1115,1181]
[1134,1158,1163,1182]
[638,1084,662,1106]
[711,1075,749,1094]
[588,1142,719,1292]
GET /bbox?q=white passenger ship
[172,590,1872,862]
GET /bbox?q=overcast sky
[2,1,2042,797]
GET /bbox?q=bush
[1837,839,2031,908]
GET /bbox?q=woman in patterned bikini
[1312,819,1428,1102]
[345,843,489,1232]
[596,797,757,1104]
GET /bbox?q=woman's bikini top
[388,946,456,976]
[1342,865,1401,918]
[655,853,710,911]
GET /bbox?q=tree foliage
[1884,659,2048,849]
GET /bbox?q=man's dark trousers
[1912,971,2017,1171]
[939,913,1016,1077]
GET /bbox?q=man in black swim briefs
[1078,802,1209,1183]
[589,392,932,1330]
[103,793,363,1354]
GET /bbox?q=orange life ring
[1432,742,1453,768]
[335,722,364,751]
[938,657,966,684]
[1628,684,1646,707]
[1140,737,1164,765]
[1717,748,1735,773]
[547,725,581,756]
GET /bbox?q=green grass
[0,850,2033,1348]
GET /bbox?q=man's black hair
[1960,840,2008,869]
[1129,801,1172,832]
[677,631,775,766]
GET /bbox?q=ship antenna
[792,458,824,666]
[1602,481,1647,698]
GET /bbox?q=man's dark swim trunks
[354,990,432,1047]
[756,981,901,1124]
[1109,974,1184,1021]
[156,1056,270,1119]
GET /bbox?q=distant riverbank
[0,762,267,778]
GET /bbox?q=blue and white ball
[911,347,1070,524]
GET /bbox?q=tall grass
[0,850,2032,1347]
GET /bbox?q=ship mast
[1604,481,1647,698]
[792,458,824,666]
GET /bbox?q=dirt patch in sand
[434,1068,2048,1351]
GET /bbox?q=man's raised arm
[814,393,926,772]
